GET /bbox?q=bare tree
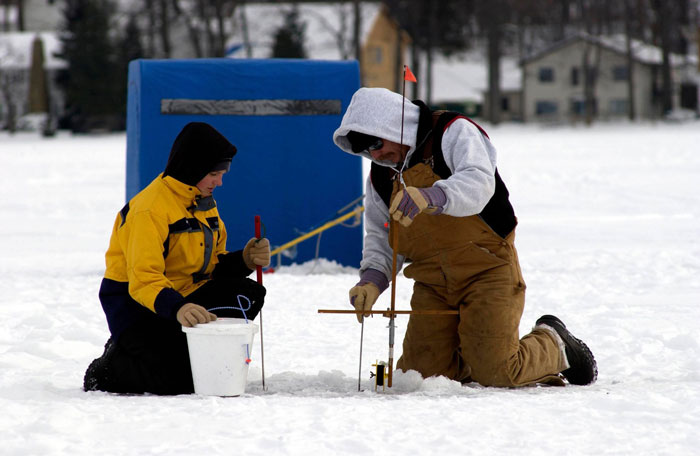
[385,0,472,104]
[475,0,508,124]
[650,0,674,115]
[135,0,239,58]
[180,0,237,57]
[143,0,158,56]
[15,0,24,31]
[623,0,639,120]
[573,0,619,125]
[139,0,178,58]
[238,0,252,58]
[0,0,25,31]
[353,0,361,63]
[306,3,352,59]
[580,39,601,125]
[180,0,205,57]
[2,0,12,31]
[0,41,18,132]
[158,0,172,57]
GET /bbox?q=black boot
[83,338,117,392]
[536,315,598,385]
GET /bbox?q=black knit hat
[162,122,237,186]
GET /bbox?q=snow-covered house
[14,0,63,32]
[427,53,523,122]
[521,33,699,122]
[0,32,65,130]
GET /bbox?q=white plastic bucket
[182,318,259,396]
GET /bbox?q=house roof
[0,32,65,70]
[521,32,697,67]
[430,52,521,103]
[226,1,382,60]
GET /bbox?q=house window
[612,65,628,81]
[535,100,558,115]
[539,67,554,82]
[609,99,628,114]
[681,83,699,110]
[370,46,383,64]
[571,67,579,86]
[501,97,510,112]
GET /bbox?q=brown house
[358,4,412,91]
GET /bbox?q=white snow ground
[1,121,699,455]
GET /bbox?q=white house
[521,33,699,123]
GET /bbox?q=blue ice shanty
[126,58,362,267]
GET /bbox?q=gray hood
[333,87,420,166]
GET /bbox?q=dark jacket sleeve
[212,250,253,280]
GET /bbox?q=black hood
[162,122,237,186]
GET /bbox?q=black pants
[84,277,265,395]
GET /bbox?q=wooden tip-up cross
[317,306,459,391]
[317,309,459,317]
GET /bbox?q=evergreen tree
[271,7,307,58]
[115,14,145,122]
[56,0,122,132]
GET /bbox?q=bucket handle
[207,296,254,364]
[208,295,253,323]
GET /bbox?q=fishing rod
[254,215,267,392]
[318,65,437,392]
[386,64,419,387]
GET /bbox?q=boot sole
[537,315,598,385]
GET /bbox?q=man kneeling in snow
[84,122,270,395]
[334,87,597,387]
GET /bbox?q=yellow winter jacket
[104,174,227,315]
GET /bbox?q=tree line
[385,0,698,123]
[54,0,698,131]
[55,0,310,131]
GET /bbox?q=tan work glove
[177,303,217,327]
[243,237,271,270]
[349,283,380,323]
[389,186,445,227]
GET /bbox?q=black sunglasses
[364,138,383,154]
[348,131,384,155]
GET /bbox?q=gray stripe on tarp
[160,99,342,116]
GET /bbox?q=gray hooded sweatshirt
[333,87,498,282]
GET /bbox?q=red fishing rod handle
[254,215,263,284]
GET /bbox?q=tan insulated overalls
[393,163,567,387]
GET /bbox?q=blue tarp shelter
[126,58,362,267]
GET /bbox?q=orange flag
[404,65,417,83]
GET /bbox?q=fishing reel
[370,360,389,392]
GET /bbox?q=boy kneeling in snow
[84,122,269,395]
